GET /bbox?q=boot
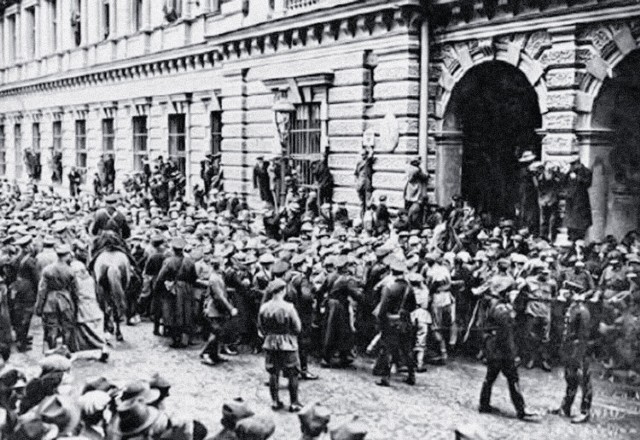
[415,349,427,373]
[571,413,589,424]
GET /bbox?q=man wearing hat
[11,234,39,352]
[154,238,200,348]
[35,244,79,351]
[550,293,592,424]
[298,402,330,440]
[404,158,429,230]
[90,194,131,240]
[258,279,303,412]
[253,156,274,205]
[210,398,255,440]
[143,235,167,336]
[375,258,417,387]
[235,415,275,440]
[480,285,537,421]
[517,151,539,235]
[522,263,556,371]
[330,417,367,440]
[354,148,375,218]
[286,254,319,381]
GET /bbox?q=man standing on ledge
[259,279,303,413]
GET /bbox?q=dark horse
[93,250,135,341]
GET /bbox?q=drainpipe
[418,17,429,173]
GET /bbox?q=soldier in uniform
[35,244,79,350]
[286,254,319,381]
[550,294,592,424]
[11,235,40,352]
[523,263,556,371]
[479,289,537,421]
[375,259,417,387]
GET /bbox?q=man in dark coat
[480,291,537,421]
[91,195,131,240]
[68,167,82,198]
[354,149,375,218]
[154,238,200,348]
[287,255,318,381]
[10,235,40,352]
[375,259,417,387]
[551,294,593,424]
[516,151,540,235]
[35,245,79,350]
[142,235,167,335]
[563,158,592,240]
[253,157,274,205]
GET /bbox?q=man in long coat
[563,158,592,241]
[517,151,539,235]
[35,245,79,350]
[253,157,273,205]
[404,158,429,230]
[154,238,199,348]
[354,149,375,218]
[11,235,40,352]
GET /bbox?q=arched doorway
[442,61,542,223]
[591,49,640,237]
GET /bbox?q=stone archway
[440,60,542,222]
[574,22,640,239]
[430,33,550,210]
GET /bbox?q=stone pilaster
[220,68,247,195]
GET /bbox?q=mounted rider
[89,193,132,267]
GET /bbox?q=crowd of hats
[0,353,368,440]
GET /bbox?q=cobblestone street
[10,320,640,439]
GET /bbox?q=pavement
[11,320,640,440]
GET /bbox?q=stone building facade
[0,0,639,239]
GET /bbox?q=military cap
[330,417,367,440]
[291,254,306,266]
[299,403,331,436]
[54,244,72,256]
[150,234,165,245]
[222,398,254,428]
[82,377,117,394]
[271,260,289,276]
[243,254,258,265]
[104,194,120,204]
[497,258,510,269]
[266,279,287,295]
[626,253,640,265]
[15,235,32,246]
[259,253,275,265]
[235,415,275,440]
[390,258,408,273]
[408,236,421,246]
[283,242,298,252]
[171,238,187,250]
[301,222,313,232]
[40,355,72,374]
[53,222,67,233]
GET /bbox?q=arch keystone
[585,54,612,81]
[455,44,474,71]
[613,26,637,56]
[494,42,521,66]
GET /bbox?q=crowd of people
[0,149,638,437]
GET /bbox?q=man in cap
[479,286,537,421]
[154,238,200,348]
[375,258,417,387]
[11,235,40,352]
[258,279,303,412]
[201,256,238,366]
[522,262,556,371]
[36,236,58,274]
[35,244,79,351]
[516,151,539,235]
[550,293,592,423]
[143,235,167,335]
[253,156,274,205]
[354,148,375,218]
[286,254,319,381]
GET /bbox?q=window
[102,118,115,152]
[7,15,16,63]
[133,0,144,31]
[208,0,221,13]
[210,111,222,155]
[0,126,5,176]
[50,0,58,51]
[52,121,62,153]
[75,120,87,170]
[26,7,36,59]
[168,114,186,174]
[163,0,181,22]
[132,116,148,171]
[287,103,322,187]
[14,124,22,179]
[101,0,110,39]
[32,123,40,152]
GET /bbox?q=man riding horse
[90,193,138,340]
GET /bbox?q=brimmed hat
[222,399,254,428]
[235,416,275,440]
[37,395,81,436]
[54,244,72,256]
[266,279,287,295]
[330,417,367,440]
[149,373,171,391]
[299,403,331,436]
[12,420,58,440]
[118,381,161,404]
[171,238,187,250]
[518,151,536,163]
[39,355,72,374]
[82,377,117,394]
[113,400,160,437]
[78,390,111,416]
[390,258,408,273]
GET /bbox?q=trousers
[562,357,593,415]
[480,358,526,416]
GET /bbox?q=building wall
[0,0,424,210]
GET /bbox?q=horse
[93,250,135,341]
